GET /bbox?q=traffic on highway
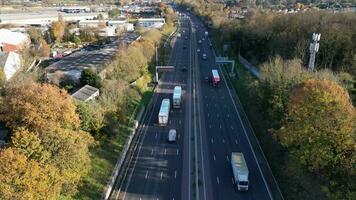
[110,7,280,200]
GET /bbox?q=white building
[136,18,165,29]
[0,12,109,26]
[0,52,21,80]
[97,27,117,37]
[108,20,134,32]
[79,19,108,28]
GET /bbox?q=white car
[198,40,202,44]
[202,53,207,60]
[197,48,201,52]
[202,37,205,41]
[168,129,177,142]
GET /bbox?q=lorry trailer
[158,98,170,126]
[173,86,182,108]
[211,69,220,87]
[231,152,249,191]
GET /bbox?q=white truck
[158,98,170,126]
[231,152,249,191]
[173,86,182,108]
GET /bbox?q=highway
[113,8,279,200]
[115,15,194,200]
[188,12,273,200]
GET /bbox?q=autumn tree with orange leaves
[0,83,80,132]
[277,79,356,176]
[50,14,66,43]
[0,83,93,198]
[0,148,62,200]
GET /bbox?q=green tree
[259,56,309,127]
[76,101,104,135]
[73,36,81,44]
[277,79,356,175]
[0,83,80,132]
[0,148,62,200]
[108,8,120,19]
[80,68,101,88]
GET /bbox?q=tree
[0,69,5,87]
[80,68,101,88]
[27,27,43,45]
[76,101,104,135]
[277,79,356,175]
[259,56,309,127]
[0,148,62,200]
[0,83,80,132]
[79,27,98,43]
[50,14,66,43]
[11,128,93,195]
[108,8,120,19]
[39,39,50,57]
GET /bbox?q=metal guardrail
[101,105,145,200]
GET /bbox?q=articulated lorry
[158,98,170,126]
[231,152,249,191]
[211,69,220,87]
[173,86,182,108]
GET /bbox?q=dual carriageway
[110,9,281,200]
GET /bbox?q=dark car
[204,75,211,83]
[181,66,188,72]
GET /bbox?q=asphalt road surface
[116,15,194,200]
[115,9,277,200]
[188,13,273,200]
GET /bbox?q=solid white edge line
[209,38,274,199]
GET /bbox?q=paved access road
[115,15,194,200]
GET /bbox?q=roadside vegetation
[0,2,177,200]
[176,0,355,199]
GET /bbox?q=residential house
[0,29,30,53]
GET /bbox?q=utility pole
[155,45,158,66]
[308,32,321,71]
[155,45,158,82]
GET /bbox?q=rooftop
[0,29,29,45]
[71,84,99,102]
